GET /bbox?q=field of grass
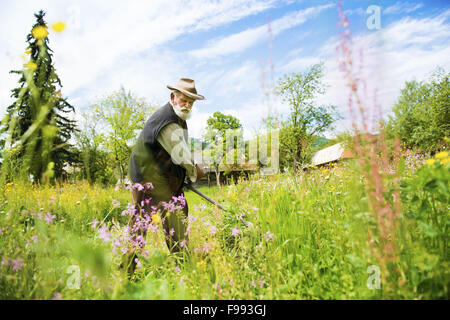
[0,155,448,300]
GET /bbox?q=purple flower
[91,218,99,229]
[32,235,38,243]
[134,183,144,191]
[231,226,240,237]
[52,292,62,300]
[180,240,186,248]
[44,212,56,224]
[144,182,154,190]
[11,258,24,271]
[263,231,275,241]
[97,225,111,242]
[170,228,175,236]
[209,225,217,235]
[134,258,142,269]
[112,199,121,208]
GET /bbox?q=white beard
[173,102,192,121]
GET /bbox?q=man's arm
[157,123,204,182]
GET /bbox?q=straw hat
[167,78,205,100]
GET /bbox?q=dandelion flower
[425,159,435,165]
[51,21,66,32]
[152,214,160,224]
[25,61,37,71]
[435,151,448,159]
[32,26,48,39]
[442,158,450,165]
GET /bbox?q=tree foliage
[92,87,154,184]
[276,63,338,169]
[203,111,242,186]
[386,68,449,153]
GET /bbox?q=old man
[127,78,206,272]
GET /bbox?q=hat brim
[167,85,205,100]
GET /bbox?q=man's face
[172,92,195,114]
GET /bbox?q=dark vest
[129,102,188,195]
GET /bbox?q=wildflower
[152,214,160,224]
[97,225,111,242]
[175,267,181,273]
[144,182,154,190]
[425,159,435,165]
[1,257,9,267]
[170,228,175,236]
[25,60,37,71]
[44,212,56,224]
[134,258,142,269]
[91,218,99,229]
[52,292,62,300]
[32,235,38,243]
[150,224,158,234]
[250,280,256,287]
[180,240,186,248]
[435,151,448,159]
[134,183,144,191]
[442,158,450,165]
[209,225,217,235]
[231,226,240,237]
[32,25,49,39]
[51,21,66,32]
[263,231,275,241]
[11,258,24,271]
[49,196,56,203]
[197,260,206,267]
[112,199,121,208]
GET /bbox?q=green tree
[386,68,450,153]
[276,63,338,170]
[0,10,79,182]
[92,87,154,184]
[74,112,114,185]
[203,111,242,186]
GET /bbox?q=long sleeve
[157,122,198,182]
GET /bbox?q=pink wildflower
[112,199,121,208]
[44,212,56,224]
[11,258,24,271]
[231,226,240,237]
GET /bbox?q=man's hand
[196,164,206,180]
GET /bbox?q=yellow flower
[51,22,66,32]
[441,158,450,165]
[152,214,160,224]
[197,260,206,267]
[425,159,435,165]
[32,25,49,39]
[25,49,32,55]
[37,39,43,46]
[435,151,448,159]
[25,61,37,71]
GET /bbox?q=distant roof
[311,143,353,166]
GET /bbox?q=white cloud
[279,9,450,136]
[384,2,423,15]
[189,3,334,59]
[0,0,277,115]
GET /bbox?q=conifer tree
[1,10,79,181]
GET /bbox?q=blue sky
[1,0,449,140]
